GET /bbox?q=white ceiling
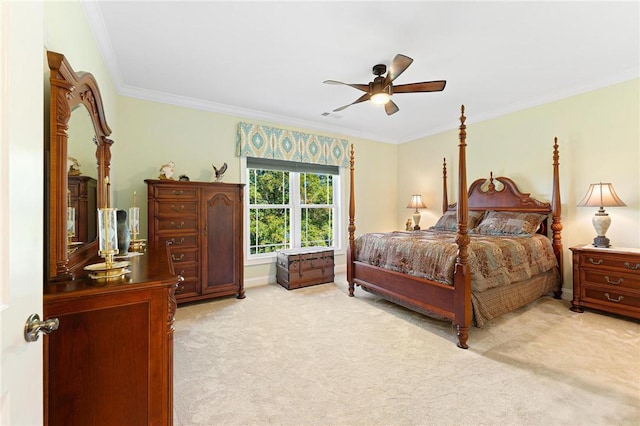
[82,1,639,144]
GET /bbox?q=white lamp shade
[407,195,427,211]
[578,182,626,208]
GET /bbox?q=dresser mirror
[46,51,113,282]
[67,105,98,245]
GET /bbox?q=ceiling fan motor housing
[370,75,391,96]
[372,63,387,76]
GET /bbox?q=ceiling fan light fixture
[370,92,390,105]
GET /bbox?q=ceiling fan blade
[393,80,447,93]
[384,54,413,87]
[323,80,369,92]
[333,93,371,112]
[385,100,399,116]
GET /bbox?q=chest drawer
[172,262,199,281]
[155,201,198,216]
[169,247,199,264]
[159,235,198,248]
[156,217,198,233]
[152,185,198,199]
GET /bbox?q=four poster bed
[346,106,563,349]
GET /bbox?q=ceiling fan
[323,54,446,116]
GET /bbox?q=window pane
[249,208,290,254]
[300,173,333,205]
[250,169,289,205]
[301,207,333,247]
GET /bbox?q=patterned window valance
[236,122,349,168]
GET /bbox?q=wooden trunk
[276,247,334,290]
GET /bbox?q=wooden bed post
[347,144,356,296]
[442,158,448,214]
[551,137,563,298]
[453,105,472,349]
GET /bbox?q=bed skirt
[360,268,560,328]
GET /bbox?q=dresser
[44,243,177,426]
[146,179,245,303]
[570,245,640,319]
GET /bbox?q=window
[246,159,339,257]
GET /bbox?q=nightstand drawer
[579,252,640,272]
[582,287,640,311]
[582,270,640,291]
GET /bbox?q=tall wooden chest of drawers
[276,247,335,290]
[570,245,640,319]
[146,179,245,303]
[67,175,97,243]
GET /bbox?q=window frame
[242,157,343,264]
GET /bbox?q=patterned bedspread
[353,230,558,292]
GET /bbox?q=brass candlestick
[128,190,146,253]
[85,177,131,280]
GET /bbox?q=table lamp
[407,195,427,230]
[577,182,626,248]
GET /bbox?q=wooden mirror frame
[47,51,112,282]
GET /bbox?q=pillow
[472,210,547,236]
[432,210,485,231]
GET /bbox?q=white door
[0,2,45,425]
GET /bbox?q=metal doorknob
[24,313,59,342]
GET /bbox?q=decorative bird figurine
[67,156,81,176]
[159,161,175,180]
[212,162,227,182]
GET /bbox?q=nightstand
[570,245,640,319]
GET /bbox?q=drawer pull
[175,275,185,294]
[171,204,185,212]
[604,276,623,285]
[624,262,640,270]
[171,221,185,229]
[588,258,603,265]
[604,293,624,303]
[172,190,184,195]
[171,253,185,261]
[168,237,185,245]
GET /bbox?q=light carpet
[173,275,640,426]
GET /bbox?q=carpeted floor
[173,275,640,426]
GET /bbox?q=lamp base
[412,212,421,231]
[592,235,611,248]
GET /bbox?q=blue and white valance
[236,122,349,168]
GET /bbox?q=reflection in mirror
[67,105,98,246]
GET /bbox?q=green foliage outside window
[249,169,335,255]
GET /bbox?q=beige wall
[398,78,640,293]
[114,96,398,282]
